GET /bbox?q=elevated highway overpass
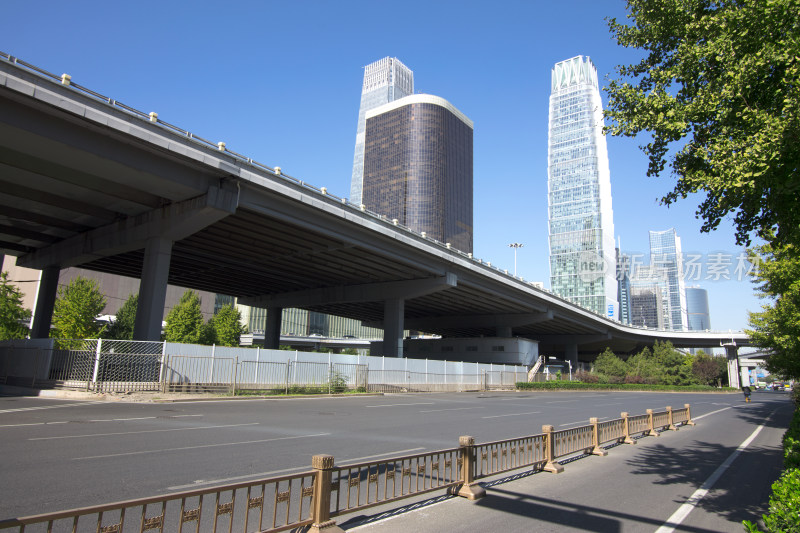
[0,53,750,373]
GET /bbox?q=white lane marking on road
[73,433,332,460]
[365,402,435,408]
[0,421,70,428]
[559,417,607,427]
[655,410,774,533]
[165,447,427,491]
[1,413,204,429]
[546,400,579,404]
[482,411,541,419]
[29,422,259,441]
[0,401,105,414]
[89,417,158,422]
[593,403,622,407]
[419,407,484,413]
[693,407,731,420]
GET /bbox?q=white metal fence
[0,339,534,394]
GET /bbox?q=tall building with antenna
[350,57,414,205]
[547,56,618,317]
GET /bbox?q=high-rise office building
[548,56,618,317]
[649,228,687,331]
[362,94,474,253]
[685,286,711,331]
[617,248,632,324]
[629,264,667,329]
[350,57,414,206]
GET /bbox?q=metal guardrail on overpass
[0,52,750,358]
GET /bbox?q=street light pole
[508,242,523,276]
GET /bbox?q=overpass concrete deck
[0,53,749,362]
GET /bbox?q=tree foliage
[0,271,31,340]
[605,0,800,247]
[164,291,205,344]
[206,304,244,347]
[51,276,107,340]
[593,348,628,380]
[747,243,800,379]
[105,293,138,340]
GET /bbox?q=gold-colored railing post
[542,425,564,473]
[666,406,678,431]
[455,436,486,500]
[621,412,636,444]
[685,403,696,426]
[589,418,608,456]
[646,409,660,437]
[308,455,344,533]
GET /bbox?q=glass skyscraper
[363,94,474,253]
[350,57,414,206]
[685,286,710,331]
[649,228,687,330]
[547,56,618,317]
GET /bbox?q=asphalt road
[0,389,792,531]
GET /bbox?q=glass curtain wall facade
[548,56,618,317]
[350,57,414,206]
[649,229,687,330]
[685,287,711,331]
[629,265,667,329]
[363,94,474,253]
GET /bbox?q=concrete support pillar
[133,237,173,341]
[724,343,740,389]
[496,325,512,338]
[264,306,283,349]
[740,366,751,388]
[383,298,404,358]
[30,265,60,338]
[565,344,578,370]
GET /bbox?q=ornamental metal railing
[0,405,695,532]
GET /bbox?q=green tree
[652,341,697,385]
[206,304,244,347]
[692,350,727,386]
[104,293,137,340]
[0,271,31,340]
[625,346,663,384]
[593,348,628,382]
[51,276,107,340]
[747,243,800,379]
[605,0,800,247]
[164,291,205,344]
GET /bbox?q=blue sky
[2,0,760,331]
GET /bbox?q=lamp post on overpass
[508,242,524,276]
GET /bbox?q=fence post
[621,412,636,445]
[232,356,238,395]
[542,425,564,473]
[589,417,608,456]
[454,436,485,500]
[91,338,103,392]
[285,359,290,395]
[684,403,696,426]
[666,406,678,431]
[308,454,344,533]
[646,409,660,437]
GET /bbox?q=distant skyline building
[617,248,632,324]
[686,286,711,331]
[350,57,414,206]
[547,56,618,317]
[649,228,687,331]
[362,94,474,253]
[629,264,667,329]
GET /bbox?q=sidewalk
[0,383,384,403]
